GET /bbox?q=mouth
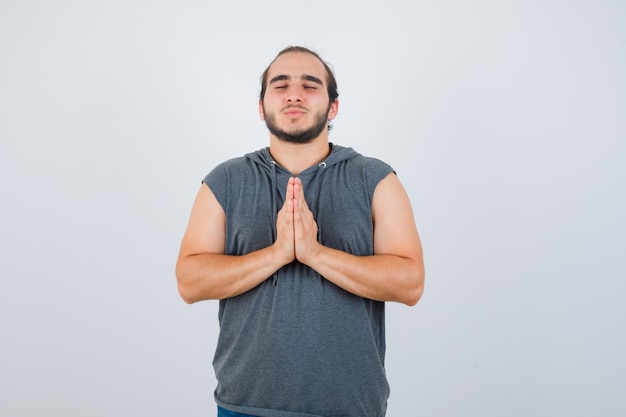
[282,106,307,117]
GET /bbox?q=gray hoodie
[203,143,394,417]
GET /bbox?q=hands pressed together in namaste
[274,177,321,267]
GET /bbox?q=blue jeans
[217,405,258,417]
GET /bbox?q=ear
[327,99,339,121]
[258,99,265,121]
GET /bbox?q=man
[176,46,425,417]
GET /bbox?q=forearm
[176,245,287,303]
[303,245,424,306]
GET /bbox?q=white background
[1,1,624,416]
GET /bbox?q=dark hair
[259,46,339,104]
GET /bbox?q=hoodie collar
[246,143,359,173]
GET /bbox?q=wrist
[270,240,295,266]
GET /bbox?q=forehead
[267,52,328,84]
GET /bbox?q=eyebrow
[269,74,324,86]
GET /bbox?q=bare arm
[175,184,295,303]
[293,174,425,306]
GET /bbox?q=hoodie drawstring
[270,160,279,285]
[313,161,327,242]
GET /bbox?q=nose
[286,85,302,102]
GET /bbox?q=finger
[276,198,294,234]
[293,191,313,229]
[280,177,293,212]
[286,177,296,205]
[293,177,309,210]
[293,177,303,196]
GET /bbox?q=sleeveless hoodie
[203,143,394,417]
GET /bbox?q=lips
[283,106,307,117]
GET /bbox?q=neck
[269,135,330,175]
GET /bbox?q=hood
[244,143,359,173]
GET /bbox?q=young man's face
[259,52,338,144]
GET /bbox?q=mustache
[281,105,308,112]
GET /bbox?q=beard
[263,105,330,144]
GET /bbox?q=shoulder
[208,155,250,174]
[204,154,261,183]
[332,145,392,172]
[351,154,392,169]
[346,153,394,185]
[201,156,248,205]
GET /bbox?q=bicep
[179,183,226,257]
[372,173,422,259]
